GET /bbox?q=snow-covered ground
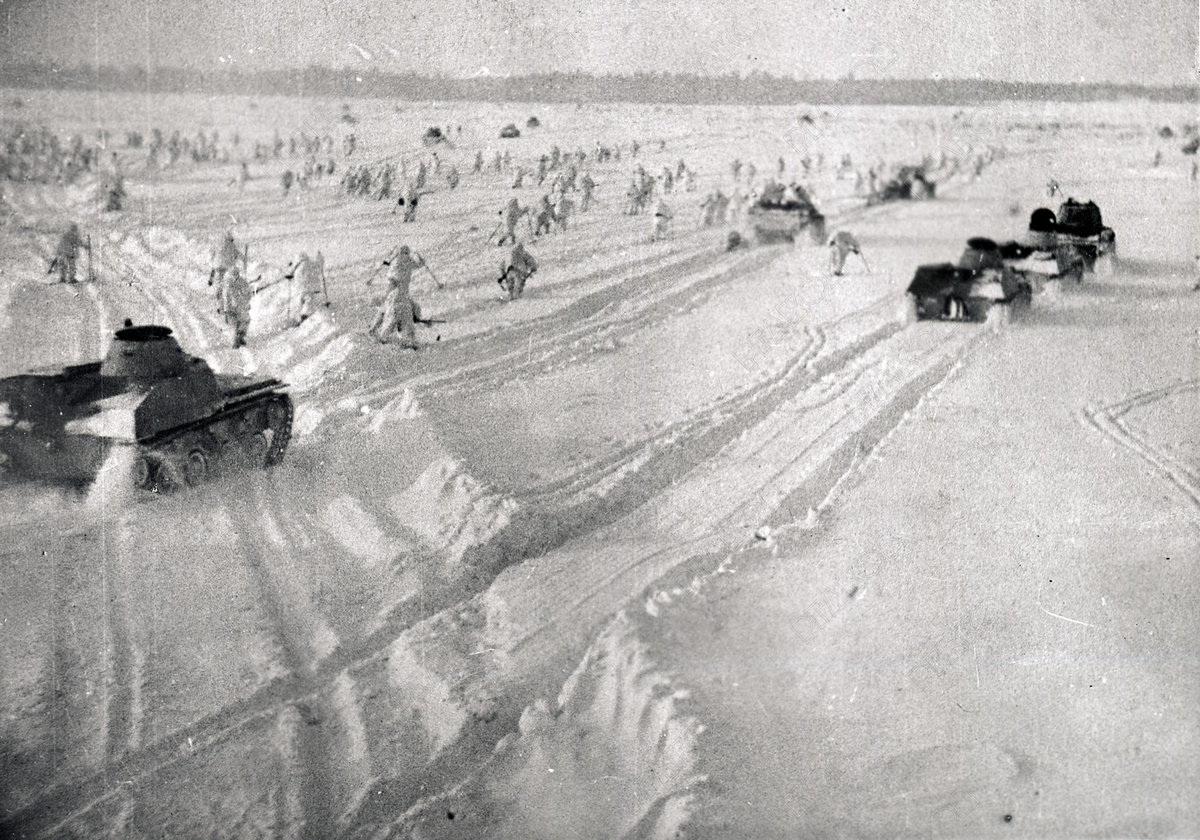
[0,89,1196,838]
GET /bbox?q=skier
[498,198,529,246]
[212,264,252,348]
[368,244,425,348]
[828,230,862,276]
[51,223,89,284]
[499,241,538,301]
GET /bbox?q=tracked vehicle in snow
[0,324,292,492]
[1051,198,1116,274]
[868,165,937,205]
[996,207,1086,287]
[907,238,1029,322]
[747,182,826,245]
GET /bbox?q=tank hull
[0,325,292,492]
[748,206,826,245]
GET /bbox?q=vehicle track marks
[1083,380,1200,512]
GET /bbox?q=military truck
[746,182,826,245]
[0,324,292,492]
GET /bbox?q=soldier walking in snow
[218,267,252,348]
[828,230,863,276]
[499,241,538,301]
[284,251,328,324]
[651,199,673,242]
[498,197,529,246]
[534,194,557,236]
[51,222,90,284]
[368,244,425,349]
[210,230,241,290]
[234,161,250,191]
[399,183,422,222]
[206,255,251,348]
[554,191,574,232]
[580,173,596,211]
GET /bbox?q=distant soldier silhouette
[51,223,90,283]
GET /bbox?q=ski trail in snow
[228,487,339,840]
[1083,379,1200,512]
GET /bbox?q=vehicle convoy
[0,324,292,492]
[747,181,826,245]
[1050,198,1116,274]
[907,237,1028,322]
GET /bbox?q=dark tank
[0,324,292,492]
[747,181,826,245]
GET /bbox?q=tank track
[133,392,293,493]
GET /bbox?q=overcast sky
[2,0,1196,84]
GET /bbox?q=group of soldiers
[1,125,106,186]
[41,118,914,355]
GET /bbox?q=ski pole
[319,254,330,305]
[422,261,443,289]
[87,235,95,282]
[858,251,872,274]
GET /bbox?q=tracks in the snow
[2,170,1000,838]
[1083,379,1200,513]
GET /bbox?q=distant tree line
[0,63,1195,105]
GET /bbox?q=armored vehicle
[996,207,1085,286]
[747,182,826,245]
[868,166,936,205]
[0,324,291,492]
[1053,198,1116,273]
[907,238,1027,321]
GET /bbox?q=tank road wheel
[147,453,185,494]
[180,433,220,487]
[264,396,294,466]
[131,454,154,490]
[944,296,966,321]
[183,448,210,486]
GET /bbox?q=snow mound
[367,388,422,431]
[388,458,519,568]
[401,611,704,840]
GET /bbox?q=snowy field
[0,89,1197,838]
